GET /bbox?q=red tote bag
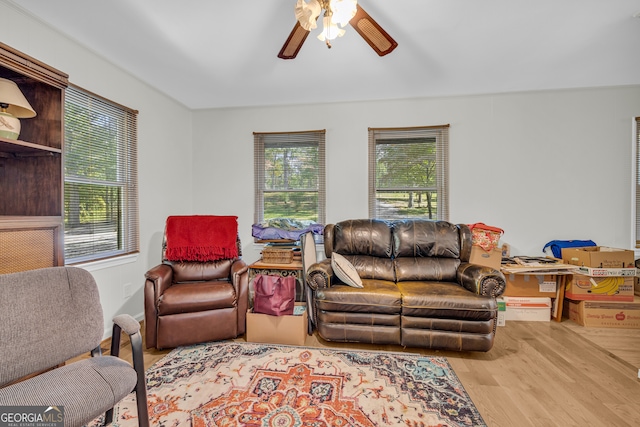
[253,274,296,316]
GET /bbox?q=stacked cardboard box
[564,297,640,329]
[562,247,637,327]
[562,247,635,303]
[501,296,552,322]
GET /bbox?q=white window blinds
[64,85,139,263]
[254,130,326,225]
[368,125,449,220]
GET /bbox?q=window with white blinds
[635,117,640,248]
[369,125,449,220]
[64,84,139,263]
[254,130,326,226]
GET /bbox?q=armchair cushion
[157,281,237,315]
[169,259,235,283]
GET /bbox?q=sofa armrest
[457,262,506,297]
[306,258,333,290]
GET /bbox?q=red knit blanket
[165,215,239,262]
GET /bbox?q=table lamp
[0,77,36,140]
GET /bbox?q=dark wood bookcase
[0,42,68,274]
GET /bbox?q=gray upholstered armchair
[0,267,149,427]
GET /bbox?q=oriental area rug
[87,341,485,427]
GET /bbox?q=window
[369,125,449,220]
[635,117,640,248]
[64,85,139,263]
[254,130,326,226]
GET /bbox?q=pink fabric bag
[253,274,296,316]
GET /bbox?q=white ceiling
[9,0,640,110]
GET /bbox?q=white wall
[1,2,194,336]
[192,86,640,262]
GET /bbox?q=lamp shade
[0,78,36,118]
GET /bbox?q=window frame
[63,84,139,264]
[253,130,326,229]
[368,125,449,221]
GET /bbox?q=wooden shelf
[0,137,62,156]
[0,42,68,270]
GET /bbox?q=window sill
[68,253,138,272]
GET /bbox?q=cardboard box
[564,274,634,302]
[246,302,307,346]
[470,246,502,270]
[576,266,636,277]
[502,273,557,297]
[496,298,506,326]
[562,246,634,269]
[565,297,640,328]
[503,296,551,322]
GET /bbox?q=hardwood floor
[104,319,640,427]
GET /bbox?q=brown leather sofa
[306,219,506,352]
[144,237,249,349]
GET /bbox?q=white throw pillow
[331,253,363,288]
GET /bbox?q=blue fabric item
[252,219,324,241]
[542,240,596,258]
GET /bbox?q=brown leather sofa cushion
[333,219,393,258]
[397,281,497,321]
[316,279,401,315]
[346,254,395,282]
[157,281,237,315]
[394,257,460,282]
[393,220,462,258]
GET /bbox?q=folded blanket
[165,215,238,262]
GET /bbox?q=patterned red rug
[88,341,485,426]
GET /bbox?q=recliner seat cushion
[397,281,497,321]
[316,279,401,315]
[158,281,236,315]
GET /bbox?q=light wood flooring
[105,319,640,427]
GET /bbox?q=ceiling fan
[278,0,398,59]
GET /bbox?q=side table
[248,259,305,302]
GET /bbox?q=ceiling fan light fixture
[295,0,322,30]
[330,0,357,27]
[279,0,396,59]
[318,15,345,43]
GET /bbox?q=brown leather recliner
[144,233,248,349]
[306,219,506,352]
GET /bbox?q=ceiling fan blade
[349,5,398,56]
[278,21,311,59]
